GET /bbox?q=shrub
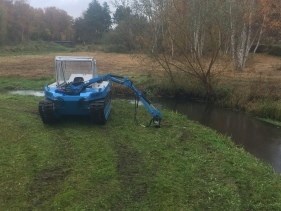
[269,45,281,57]
[248,100,281,121]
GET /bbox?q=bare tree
[228,0,268,71]
[131,0,227,98]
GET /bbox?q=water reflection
[161,99,281,173]
[9,90,44,97]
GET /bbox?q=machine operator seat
[73,76,84,86]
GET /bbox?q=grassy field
[0,51,155,91]
[0,93,280,210]
[0,51,151,78]
[0,49,281,209]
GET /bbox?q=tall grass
[248,100,281,120]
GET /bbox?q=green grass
[0,41,72,56]
[0,76,53,92]
[0,93,280,210]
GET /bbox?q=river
[160,99,281,173]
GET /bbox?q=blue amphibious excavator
[38,56,162,127]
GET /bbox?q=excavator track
[89,93,111,125]
[89,100,106,124]
[38,100,56,124]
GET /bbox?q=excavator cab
[54,56,96,86]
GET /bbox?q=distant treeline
[0,0,280,56]
[0,0,74,43]
[0,0,111,45]
[1,0,281,97]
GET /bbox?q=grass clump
[268,45,281,57]
[0,94,280,210]
[248,100,281,121]
[0,41,72,56]
[0,76,52,92]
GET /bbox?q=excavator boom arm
[86,74,162,126]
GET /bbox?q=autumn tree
[43,7,74,41]
[259,0,281,43]
[11,0,33,42]
[29,8,45,40]
[0,0,8,44]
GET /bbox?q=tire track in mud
[27,128,74,209]
[113,141,157,208]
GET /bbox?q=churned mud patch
[27,128,74,209]
[28,166,70,208]
[114,142,151,205]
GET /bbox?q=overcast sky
[28,0,113,18]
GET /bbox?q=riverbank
[1,51,281,123]
[0,93,280,210]
[146,53,281,124]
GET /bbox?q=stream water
[160,99,281,173]
[9,90,44,97]
[9,90,281,172]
